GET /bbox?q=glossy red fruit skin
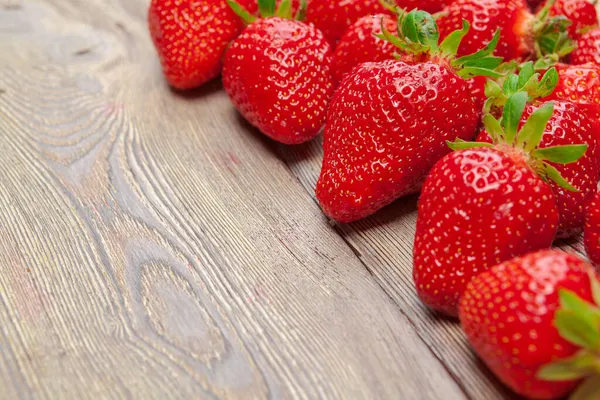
[543,63,600,125]
[539,0,598,40]
[585,192,600,266]
[332,14,397,84]
[222,17,334,145]
[395,0,455,13]
[571,28,600,65]
[148,0,254,89]
[478,101,600,238]
[527,0,544,9]
[305,0,388,45]
[413,147,559,316]
[460,250,597,399]
[437,0,533,59]
[315,59,480,223]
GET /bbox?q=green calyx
[537,270,600,400]
[483,61,558,113]
[448,91,586,192]
[227,0,307,24]
[377,9,504,79]
[532,0,576,59]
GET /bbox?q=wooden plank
[0,0,468,398]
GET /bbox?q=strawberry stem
[258,0,275,17]
[532,0,576,59]
[448,91,586,192]
[378,9,504,78]
[227,0,257,24]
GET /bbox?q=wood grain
[0,0,473,398]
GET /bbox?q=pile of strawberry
[149,0,600,398]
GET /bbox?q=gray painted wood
[0,0,474,398]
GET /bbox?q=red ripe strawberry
[437,0,533,59]
[585,192,600,266]
[394,0,456,13]
[332,14,397,84]
[538,0,598,40]
[543,62,600,123]
[305,0,388,45]
[315,11,504,222]
[460,250,600,400]
[436,0,573,60]
[571,27,600,65]
[478,99,600,238]
[222,0,334,144]
[414,91,587,316]
[148,0,255,89]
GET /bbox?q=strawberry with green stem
[461,249,600,400]
[437,0,575,61]
[537,0,599,40]
[413,91,587,316]
[223,0,334,144]
[481,64,600,238]
[315,10,504,223]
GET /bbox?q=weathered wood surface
[0,0,587,398]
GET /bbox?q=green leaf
[542,163,580,192]
[538,350,598,381]
[589,269,600,308]
[517,101,554,151]
[518,62,535,89]
[534,54,559,71]
[502,92,528,145]
[555,309,600,348]
[454,28,500,63]
[461,56,504,70]
[535,67,559,98]
[484,79,502,99]
[570,376,600,400]
[227,0,257,23]
[457,67,503,79]
[377,19,406,50]
[559,289,600,319]
[446,140,494,151]
[401,10,439,50]
[258,0,275,17]
[439,19,469,57]
[294,0,307,21]
[503,74,520,96]
[275,0,292,18]
[482,114,504,143]
[532,144,587,164]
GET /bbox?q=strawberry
[585,192,600,266]
[480,100,599,239]
[479,66,600,238]
[148,0,255,89]
[571,27,600,65]
[304,0,388,45]
[315,10,504,223]
[460,250,600,400]
[542,62,600,124]
[222,0,334,144]
[436,0,573,60]
[413,91,587,316]
[332,14,398,84]
[394,0,456,13]
[537,0,598,40]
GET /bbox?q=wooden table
[0,1,589,398]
